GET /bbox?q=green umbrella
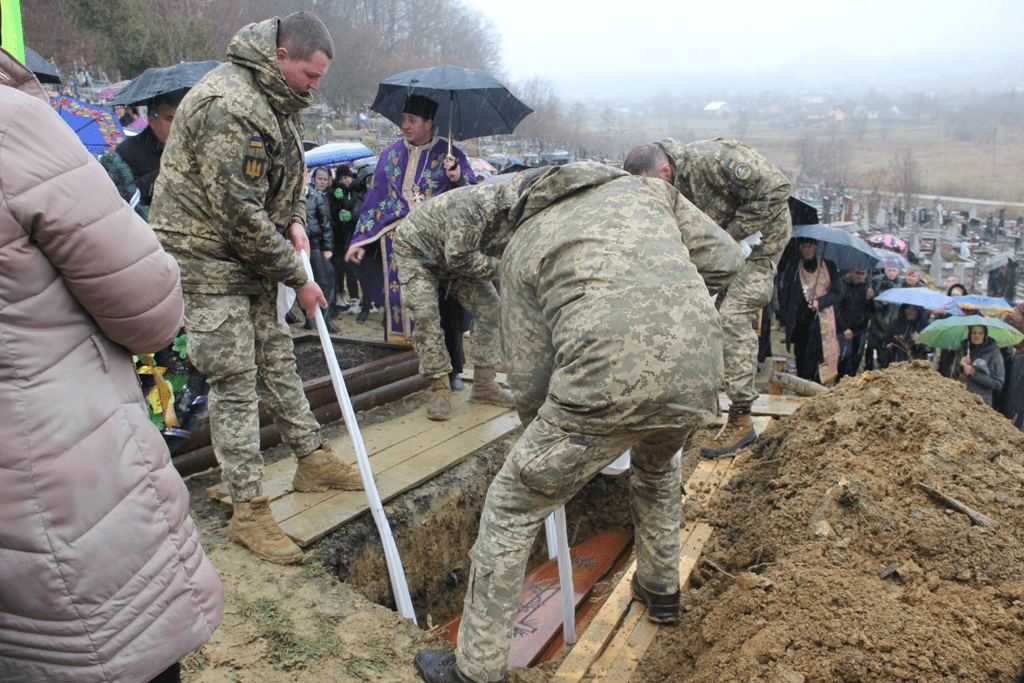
[918,314,1023,350]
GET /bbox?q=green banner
[1,0,26,64]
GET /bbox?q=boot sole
[469,396,515,408]
[631,580,680,624]
[699,430,757,459]
[225,528,305,565]
[293,480,364,493]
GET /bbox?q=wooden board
[549,456,738,683]
[586,523,713,682]
[717,391,809,417]
[206,390,520,547]
[433,529,634,668]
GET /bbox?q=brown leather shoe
[414,650,494,683]
[293,443,363,493]
[426,375,452,421]
[227,496,304,564]
[469,366,514,408]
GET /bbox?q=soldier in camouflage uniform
[624,138,792,458]
[149,12,362,565]
[393,175,549,421]
[413,163,743,683]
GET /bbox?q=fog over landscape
[460,0,1024,100]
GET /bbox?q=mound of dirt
[639,361,1024,682]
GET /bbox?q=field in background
[611,117,1024,208]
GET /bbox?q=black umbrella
[25,47,60,84]
[790,224,879,271]
[370,65,533,142]
[111,60,221,107]
[788,196,819,226]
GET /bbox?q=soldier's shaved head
[623,144,672,183]
[278,11,334,61]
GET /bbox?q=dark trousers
[307,249,335,319]
[838,333,865,379]
[439,285,466,377]
[149,662,181,683]
[791,323,822,382]
[331,249,360,301]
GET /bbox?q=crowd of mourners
[768,243,1022,425]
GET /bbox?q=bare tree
[890,147,921,211]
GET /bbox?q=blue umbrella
[305,142,375,169]
[875,287,961,315]
[790,224,879,271]
[49,94,124,155]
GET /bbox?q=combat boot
[414,650,493,683]
[227,496,304,564]
[469,365,514,408]
[630,573,680,624]
[700,401,756,459]
[426,375,452,421]
[293,443,364,492]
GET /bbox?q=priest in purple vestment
[345,94,477,343]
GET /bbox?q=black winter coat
[305,185,334,253]
[834,276,871,336]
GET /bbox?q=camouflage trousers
[393,246,503,379]
[184,290,323,503]
[718,259,776,405]
[455,417,689,683]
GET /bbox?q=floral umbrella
[49,94,124,155]
[953,295,1015,317]
[868,234,907,252]
[98,79,132,101]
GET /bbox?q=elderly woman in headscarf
[954,325,1005,407]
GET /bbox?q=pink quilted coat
[0,51,223,682]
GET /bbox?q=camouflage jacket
[393,170,544,281]
[500,162,744,433]
[150,18,310,295]
[660,137,792,265]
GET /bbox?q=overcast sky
[459,0,1024,100]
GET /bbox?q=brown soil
[179,309,1024,683]
[290,332,405,381]
[640,361,1024,683]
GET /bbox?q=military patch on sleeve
[242,135,267,182]
[735,162,753,181]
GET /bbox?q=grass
[239,597,342,663]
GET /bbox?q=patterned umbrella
[868,234,907,251]
[953,295,1015,316]
[49,94,124,155]
[919,314,1023,350]
[469,157,497,177]
[97,79,132,101]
